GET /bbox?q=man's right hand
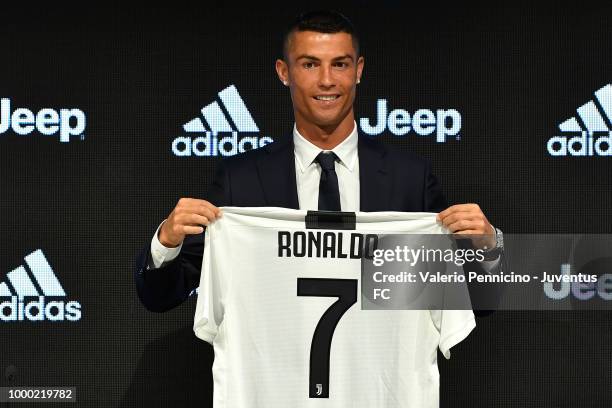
[158,198,222,248]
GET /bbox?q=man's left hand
[437,204,496,250]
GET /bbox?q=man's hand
[437,204,495,250]
[158,198,222,248]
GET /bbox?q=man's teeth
[315,95,338,100]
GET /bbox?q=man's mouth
[314,95,340,101]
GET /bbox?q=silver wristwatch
[482,227,504,261]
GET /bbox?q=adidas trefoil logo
[0,250,81,322]
[548,84,612,156]
[172,85,274,157]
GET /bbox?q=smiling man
[135,9,501,313]
[275,28,363,150]
[134,10,502,407]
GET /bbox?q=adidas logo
[548,84,612,156]
[0,250,81,322]
[0,98,86,142]
[172,85,273,157]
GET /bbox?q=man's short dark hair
[282,10,360,60]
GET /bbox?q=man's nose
[317,64,335,88]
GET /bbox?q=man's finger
[438,212,481,226]
[195,206,219,221]
[178,197,208,207]
[448,229,482,239]
[437,204,477,220]
[182,225,205,235]
[177,201,220,218]
[446,219,482,233]
[173,213,209,228]
[184,214,212,227]
[178,198,219,210]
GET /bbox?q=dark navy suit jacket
[134,134,464,313]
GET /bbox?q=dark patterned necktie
[315,152,341,211]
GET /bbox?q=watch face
[482,248,501,261]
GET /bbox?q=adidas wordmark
[0,250,81,322]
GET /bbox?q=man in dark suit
[135,10,502,313]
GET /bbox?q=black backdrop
[1,3,612,407]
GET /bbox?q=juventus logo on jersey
[316,384,323,396]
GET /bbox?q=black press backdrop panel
[1,3,612,407]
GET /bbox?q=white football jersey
[194,207,475,408]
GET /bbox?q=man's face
[276,31,363,130]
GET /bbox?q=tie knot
[315,151,338,171]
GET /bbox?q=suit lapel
[255,133,390,211]
[358,136,390,211]
[256,135,300,209]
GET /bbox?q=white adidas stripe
[577,101,608,132]
[202,101,234,132]
[559,84,612,132]
[0,249,65,298]
[218,85,259,132]
[182,85,259,133]
[25,250,65,296]
[0,281,11,296]
[7,266,39,298]
[595,84,612,121]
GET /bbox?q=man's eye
[303,62,315,69]
[334,62,347,68]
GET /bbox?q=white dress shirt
[149,121,499,269]
[293,122,360,211]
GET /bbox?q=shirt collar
[293,121,359,174]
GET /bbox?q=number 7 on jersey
[297,278,358,398]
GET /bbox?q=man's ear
[356,56,364,84]
[275,59,290,86]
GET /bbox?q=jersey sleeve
[430,309,476,359]
[193,227,224,344]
